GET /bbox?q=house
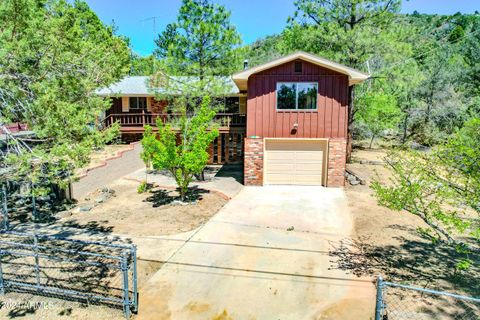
[98,51,369,187]
[96,76,247,164]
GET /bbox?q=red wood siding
[107,97,123,115]
[246,60,349,138]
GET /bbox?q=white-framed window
[129,97,147,110]
[276,82,318,110]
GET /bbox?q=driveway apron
[137,186,374,320]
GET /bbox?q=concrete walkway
[126,164,244,199]
[137,186,375,320]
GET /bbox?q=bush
[137,181,149,194]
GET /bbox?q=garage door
[264,140,326,186]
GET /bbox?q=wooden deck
[104,112,246,133]
[104,112,246,164]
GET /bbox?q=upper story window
[276,82,318,110]
[129,97,147,110]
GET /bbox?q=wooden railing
[104,112,246,128]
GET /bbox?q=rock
[360,160,368,164]
[78,204,94,212]
[94,195,108,204]
[37,195,50,202]
[369,160,384,165]
[56,210,72,218]
[411,142,430,152]
[172,200,190,206]
[349,180,360,186]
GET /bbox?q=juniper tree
[372,118,480,269]
[0,0,130,194]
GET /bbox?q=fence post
[33,233,41,290]
[375,275,384,320]
[31,182,37,222]
[1,184,8,230]
[0,250,5,295]
[131,245,138,313]
[121,252,131,319]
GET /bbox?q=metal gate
[375,276,480,319]
[0,231,138,318]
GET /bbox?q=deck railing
[104,112,246,128]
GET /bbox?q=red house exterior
[99,51,368,187]
[232,51,369,187]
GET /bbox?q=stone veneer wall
[327,138,347,187]
[244,137,264,186]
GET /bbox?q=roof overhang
[231,51,370,91]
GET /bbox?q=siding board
[248,60,348,139]
[332,77,340,137]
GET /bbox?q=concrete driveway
[137,186,375,320]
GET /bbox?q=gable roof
[232,51,370,90]
[96,76,150,96]
[96,76,240,97]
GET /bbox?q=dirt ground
[60,178,228,237]
[3,150,478,319]
[1,177,228,320]
[342,148,479,297]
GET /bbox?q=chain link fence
[0,230,137,318]
[375,276,480,320]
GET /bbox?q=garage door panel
[295,162,323,171]
[295,151,323,161]
[266,174,295,184]
[295,174,323,184]
[267,152,296,160]
[265,140,327,186]
[267,163,295,172]
[266,141,323,151]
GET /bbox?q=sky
[83,0,480,56]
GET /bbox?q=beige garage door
[264,140,326,186]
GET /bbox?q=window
[294,61,302,73]
[129,97,147,110]
[225,97,240,113]
[276,82,317,110]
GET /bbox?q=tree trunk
[179,185,187,202]
[401,113,409,144]
[369,135,375,149]
[346,86,355,163]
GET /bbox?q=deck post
[233,133,237,162]
[225,133,229,163]
[217,135,222,164]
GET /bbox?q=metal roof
[95,75,240,97]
